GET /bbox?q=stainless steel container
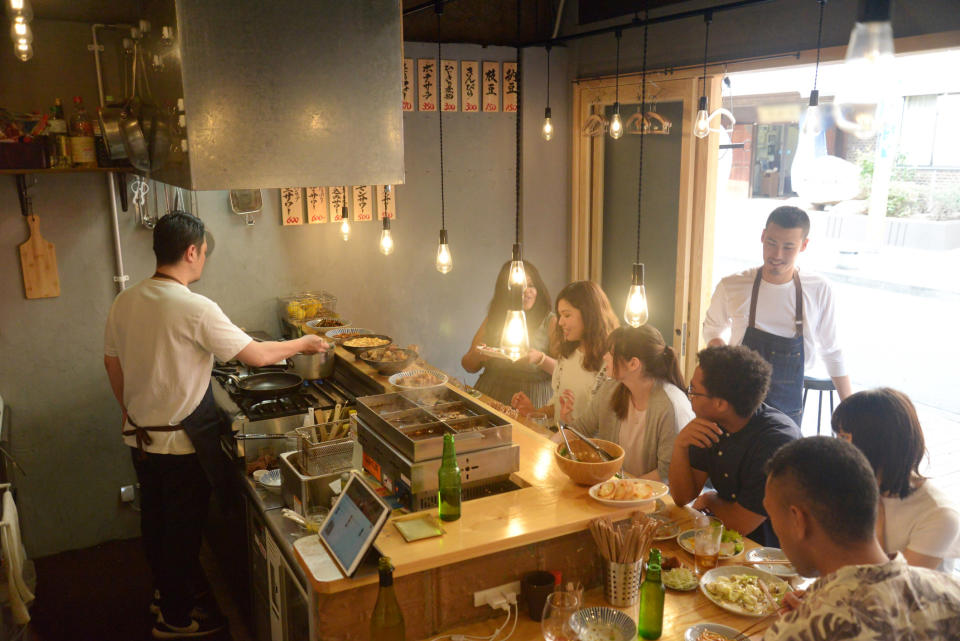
[290,352,334,380]
[279,450,357,514]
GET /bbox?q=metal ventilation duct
[137,0,405,190]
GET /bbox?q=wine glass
[541,591,580,641]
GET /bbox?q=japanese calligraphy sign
[352,186,373,222]
[402,58,414,112]
[418,58,437,112]
[377,185,396,220]
[306,187,327,224]
[440,59,458,112]
[482,61,500,113]
[329,186,348,221]
[280,188,303,225]
[502,62,518,113]
[461,61,479,113]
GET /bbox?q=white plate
[699,566,789,618]
[745,547,798,577]
[389,368,449,390]
[684,622,742,641]
[476,344,512,360]
[306,318,349,331]
[677,529,744,559]
[587,478,669,507]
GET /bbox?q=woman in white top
[832,388,960,570]
[511,281,619,424]
[559,325,693,481]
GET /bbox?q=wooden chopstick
[742,559,795,565]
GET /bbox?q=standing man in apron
[702,206,851,427]
[104,211,330,639]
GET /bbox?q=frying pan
[213,370,304,400]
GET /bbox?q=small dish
[587,478,668,506]
[256,468,282,494]
[745,547,798,577]
[650,514,681,541]
[389,368,449,390]
[569,606,636,641]
[662,566,699,591]
[684,622,742,641]
[325,327,374,343]
[677,529,743,559]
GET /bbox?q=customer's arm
[234,334,330,368]
[668,418,717,506]
[693,492,766,536]
[461,320,490,373]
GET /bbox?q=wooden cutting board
[18,214,60,299]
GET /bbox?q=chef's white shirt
[104,278,252,454]
[702,267,847,377]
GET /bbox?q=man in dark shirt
[669,345,801,546]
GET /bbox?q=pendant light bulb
[6,0,33,22]
[834,8,894,140]
[379,217,394,256]
[10,20,31,43]
[339,206,350,241]
[694,97,710,139]
[609,106,624,140]
[14,40,31,61]
[624,263,649,327]
[508,244,526,294]
[801,91,824,138]
[435,229,452,274]
[541,107,553,141]
[500,309,530,362]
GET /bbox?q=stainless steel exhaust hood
[137,0,405,191]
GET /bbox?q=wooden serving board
[18,214,60,299]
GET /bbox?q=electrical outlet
[473,580,521,608]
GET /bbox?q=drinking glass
[529,411,550,429]
[693,517,724,576]
[541,591,580,641]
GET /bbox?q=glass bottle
[48,98,71,168]
[370,557,405,641]
[438,433,461,521]
[68,96,96,167]
[638,551,665,640]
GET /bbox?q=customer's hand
[526,349,544,365]
[511,391,534,417]
[675,417,724,450]
[778,589,806,615]
[558,389,575,423]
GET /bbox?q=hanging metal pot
[120,97,150,171]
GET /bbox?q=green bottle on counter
[638,549,665,640]
[438,433,461,521]
[371,557,405,641]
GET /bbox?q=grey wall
[0,34,569,556]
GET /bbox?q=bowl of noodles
[553,438,624,485]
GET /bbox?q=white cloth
[620,404,648,478]
[702,267,847,377]
[1,489,34,625]
[104,278,252,454]
[550,350,607,423]
[882,480,960,568]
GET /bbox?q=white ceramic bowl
[684,622,742,641]
[256,468,282,495]
[325,327,373,342]
[389,368,449,390]
[569,607,636,641]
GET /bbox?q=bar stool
[802,376,836,435]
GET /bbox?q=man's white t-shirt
[104,278,252,454]
[882,480,960,569]
[702,267,846,377]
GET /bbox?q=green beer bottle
[438,433,461,521]
[370,557,405,641]
[638,549,665,640]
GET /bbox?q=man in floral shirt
[762,437,960,641]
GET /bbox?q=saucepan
[290,351,334,380]
[213,369,304,400]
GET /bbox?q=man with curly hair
[669,345,800,546]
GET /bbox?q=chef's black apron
[740,269,804,427]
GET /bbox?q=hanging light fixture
[434,6,452,273]
[6,0,33,22]
[693,12,713,139]
[801,0,828,139]
[501,4,530,362]
[541,45,553,141]
[624,12,651,328]
[339,202,351,241]
[834,0,895,139]
[8,0,33,62]
[379,216,394,255]
[609,29,624,139]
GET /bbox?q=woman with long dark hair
[512,281,619,423]
[461,260,556,406]
[832,388,960,570]
[560,325,693,480]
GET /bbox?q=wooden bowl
[553,438,624,486]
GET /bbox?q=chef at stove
[103,211,329,638]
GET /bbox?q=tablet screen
[319,474,391,577]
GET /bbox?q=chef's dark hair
[765,437,878,544]
[154,211,205,266]
[696,345,771,418]
[766,206,810,238]
[831,388,927,499]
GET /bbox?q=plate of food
[684,622,743,641]
[475,344,512,360]
[650,514,681,541]
[588,478,669,507]
[677,528,744,559]
[662,566,699,591]
[341,334,393,354]
[325,327,373,343]
[389,368,449,390]
[745,547,798,577]
[699,566,789,617]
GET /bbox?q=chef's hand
[511,391,534,417]
[675,417,724,449]
[558,389,575,423]
[778,589,806,615]
[298,334,332,354]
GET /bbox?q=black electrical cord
[701,11,713,97]
[437,9,446,231]
[545,44,551,110]
[514,0,522,246]
[813,0,826,92]
[636,10,649,263]
[614,29,622,108]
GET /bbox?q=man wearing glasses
[669,345,801,546]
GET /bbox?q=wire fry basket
[295,420,354,476]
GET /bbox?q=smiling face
[522,278,537,312]
[556,298,585,342]
[761,223,808,283]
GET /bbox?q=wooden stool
[802,376,836,435]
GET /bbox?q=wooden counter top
[294,346,649,594]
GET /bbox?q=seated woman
[512,280,619,424]
[559,325,693,481]
[832,387,960,570]
[461,260,555,407]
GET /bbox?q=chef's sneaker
[152,612,225,638]
[150,590,219,621]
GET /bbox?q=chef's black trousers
[131,448,211,627]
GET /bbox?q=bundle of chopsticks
[588,512,659,564]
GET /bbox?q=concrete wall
[0,31,569,556]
